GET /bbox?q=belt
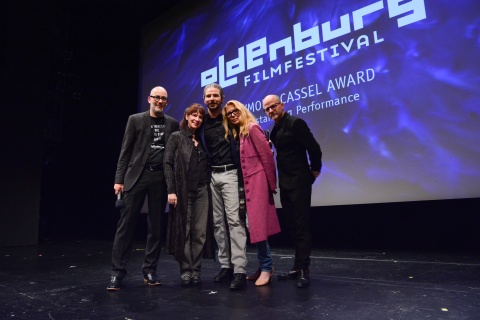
[145,165,163,171]
[211,164,237,173]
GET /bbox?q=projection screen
[139,0,480,206]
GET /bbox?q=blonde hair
[222,100,258,140]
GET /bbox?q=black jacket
[114,111,179,191]
[271,113,322,190]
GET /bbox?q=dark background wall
[1,0,164,246]
[1,0,479,250]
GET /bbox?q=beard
[153,104,165,114]
[207,102,220,111]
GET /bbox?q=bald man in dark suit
[263,94,322,288]
[108,86,179,291]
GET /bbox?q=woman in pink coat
[222,100,281,286]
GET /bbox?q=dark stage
[1,241,479,320]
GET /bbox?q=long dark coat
[163,127,215,262]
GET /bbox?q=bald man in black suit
[263,94,322,288]
[108,86,179,291]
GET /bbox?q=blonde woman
[222,100,280,286]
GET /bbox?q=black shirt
[187,143,208,191]
[146,116,165,166]
[204,115,234,166]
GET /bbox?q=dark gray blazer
[114,111,179,192]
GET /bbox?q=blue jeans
[256,240,273,272]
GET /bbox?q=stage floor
[1,241,479,320]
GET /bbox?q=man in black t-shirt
[199,83,248,290]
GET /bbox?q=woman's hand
[168,193,178,208]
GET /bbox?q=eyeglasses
[150,95,168,102]
[225,109,239,118]
[264,102,281,113]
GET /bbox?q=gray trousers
[210,169,247,274]
[181,184,209,275]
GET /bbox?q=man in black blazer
[107,86,179,291]
[263,94,322,288]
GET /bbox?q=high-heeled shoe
[255,268,273,286]
[246,268,261,281]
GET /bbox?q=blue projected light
[140,0,480,206]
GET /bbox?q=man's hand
[114,184,124,195]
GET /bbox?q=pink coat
[240,123,281,243]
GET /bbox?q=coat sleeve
[114,114,136,184]
[164,132,179,194]
[293,118,322,172]
[249,124,277,190]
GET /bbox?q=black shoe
[229,273,247,290]
[181,273,192,286]
[297,269,310,288]
[191,274,202,285]
[107,276,122,291]
[143,272,161,286]
[278,269,300,280]
[214,268,234,282]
